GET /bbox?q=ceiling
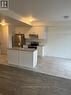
[9,0,71,26]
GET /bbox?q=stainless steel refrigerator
[12,34,26,48]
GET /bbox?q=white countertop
[8,47,36,52]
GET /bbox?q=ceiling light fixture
[0,19,7,26]
[29,16,36,22]
[64,16,69,19]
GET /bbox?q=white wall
[8,25,16,48]
[0,26,2,54]
[0,24,16,54]
[15,25,31,38]
[15,26,46,39]
[47,26,71,59]
[1,25,9,54]
[0,26,2,43]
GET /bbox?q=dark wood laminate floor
[0,64,71,95]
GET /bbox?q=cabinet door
[7,50,19,65]
[19,51,33,68]
[37,46,45,56]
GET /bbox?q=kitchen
[0,14,47,69]
[7,26,47,68]
[1,0,71,95]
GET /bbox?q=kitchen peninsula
[7,47,37,68]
